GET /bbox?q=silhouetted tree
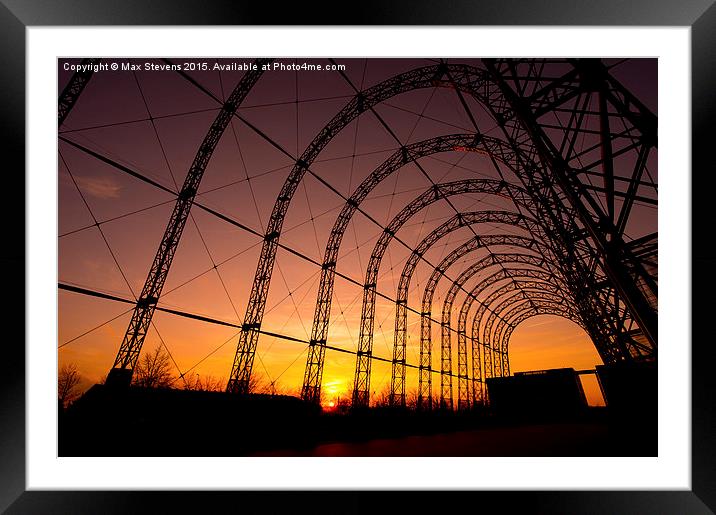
[405,389,420,410]
[246,373,268,394]
[58,363,81,408]
[132,346,176,388]
[263,379,301,397]
[372,386,392,407]
[182,373,269,393]
[184,374,226,392]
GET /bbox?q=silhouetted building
[486,368,587,419]
[596,360,656,419]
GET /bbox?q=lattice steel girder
[482,291,570,377]
[58,58,100,127]
[101,60,271,388]
[484,292,574,377]
[354,179,552,410]
[389,209,555,407]
[458,269,566,404]
[482,58,657,352]
[489,297,582,365]
[230,60,655,403]
[300,131,553,405]
[351,179,546,407]
[440,257,566,410]
[500,306,586,362]
[440,317,454,411]
[495,301,585,375]
[231,62,598,402]
[419,250,562,410]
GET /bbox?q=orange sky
[58,58,654,408]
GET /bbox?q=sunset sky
[57,58,656,407]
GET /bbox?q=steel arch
[230,60,655,401]
[389,209,555,407]
[98,59,271,387]
[299,132,550,403]
[482,58,657,352]
[485,295,582,375]
[499,308,587,364]
[438,251,565,409]
[230,63,585,397]
[418,249,564,409]
[457,268,568,405]
[455,277,568,407]
[472,297,581,390]
[351,179,547,407]
[58,58,101,127]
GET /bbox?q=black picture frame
[2,1,713,513]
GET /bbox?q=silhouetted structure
[597,361,657,426]
[486,368,588,419]
[59,58,658,415]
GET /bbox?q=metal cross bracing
[436,234,562,409]
[446,275,569,410]
[487,298,585,378]
[437,60,654,368]
[389,211,557,408]
[418,250,567,409]
[228,62,572,400]
[220,60,653,405]
[300,132,548,404]
[350,179,558,408]
[103,59,271,387]
[458,268,568,405]
[481,58,657,352]
[58,58,101,127]
[59,58,657,410]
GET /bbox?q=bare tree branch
[58,363,81,408]
[132,346,176,389]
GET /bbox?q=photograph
[56,57,658,458]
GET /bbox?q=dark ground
[59,384,656,457]
[252,421,615,457]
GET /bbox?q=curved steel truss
[61,58,657,409]
[389,210,556,408]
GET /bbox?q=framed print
[3,0,715,512]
